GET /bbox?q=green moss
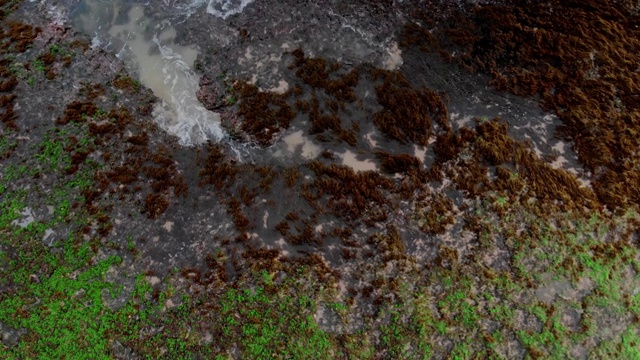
[517,328,566,359]
[214,287,333,359]
[0,237,124,359]
[34,132,69,169]
[449,341,472,360]
[0,133,16,152]
[528,305,548,324]
[0,189,25,229]
[592,327,640,359]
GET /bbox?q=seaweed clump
[374,150,423,175]
[372,70,448,146]
[198,144,238,190]
[0,62,18,129]
[290,48,360,102]
[0,19,44,129]
[145,193,169,220]
[367,224,406,262]
[232,82,295,145]
[93,140,188,221]
[55,101,98,125]
[37,51,61,80]
[112,74,140,93]
[55,98,188,222]
[439,117,597,209]
[410,192,455,235]
[404,0,640,209]
[1,21,42,54]
[304,161,394,224]
[289,49,362,146]
[226,196,250,234]
[300,94,359,146]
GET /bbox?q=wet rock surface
[1,0,640,358]
[196,71,229,110]
[179,0,409,86]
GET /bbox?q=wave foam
[182,0,255,19]
[151,37,225,146]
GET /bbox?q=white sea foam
[150,36,224,145]
[74,1,226,146]
[178,0,255,19]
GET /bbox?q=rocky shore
[1,0,640,358]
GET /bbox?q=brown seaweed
[404,0,640,209]
[233,82,295,145]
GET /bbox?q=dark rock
[0,322,27,348]
[196,74,228,111]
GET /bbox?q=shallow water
[281,130,321,160]
[339,150,378,172]
[72,0,226,146]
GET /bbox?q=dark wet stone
[196,74,228,111]
[111,340,140,360]
[176,0,411,91]
[0,322,27,348]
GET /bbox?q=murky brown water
[73,0,224,146]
